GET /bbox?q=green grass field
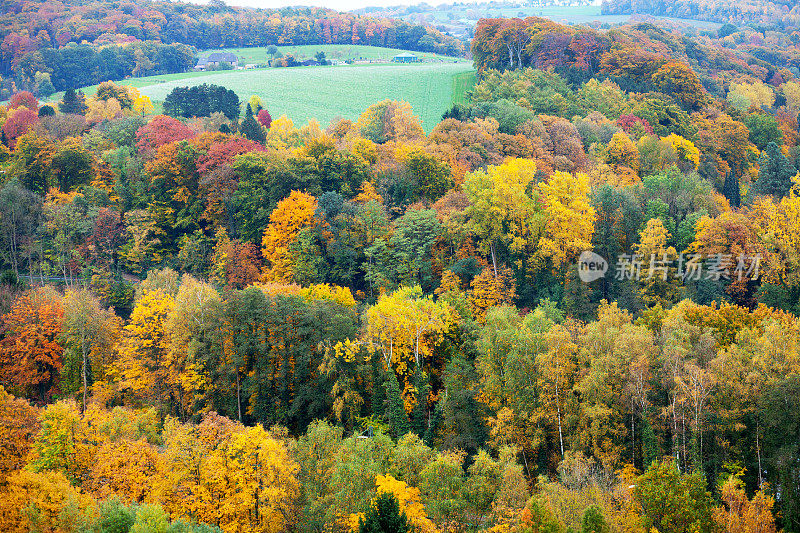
[451,71,476,106]
[206,44,464,64]
[75,56,475,131]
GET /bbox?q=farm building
[195,52,239,70]
[392,52,419,63]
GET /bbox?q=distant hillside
[601,0,800,28]
[355,2,601,39]
[0,0,465,96]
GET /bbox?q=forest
[1,5,800,533]
[602,0,800,30]
[0,0,464,97]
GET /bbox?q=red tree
[257,109,272,129]
[0,289,64,403]
[2,107,38,149]
[8,91,38,111]
[135,115,195,157]
[197,136,265,175]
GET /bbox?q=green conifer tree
[385,370,410,439]
[358,492,409,533]
[410,364,430,437]
[60,88,88,115]
[750,142,796,200]
[240,104,266,144]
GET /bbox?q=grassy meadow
[73,48,475,131]
[210,44,465,64]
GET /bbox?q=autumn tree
[261,191,318,282]
[539,171,596,270]
[2,106,38,149]
[356,100,424,144]
[713,474,777,533]
[604,131,640,176]
[463,158,542,278]
[634,460,715,533]
[651,62,706,110]
[364,285,453,376]
[112,289,175,412]
[0,386,39,482]
[0,288,64,403]
[89,438,163,503]
[135,115,195,157]
[159,416,300,533]
[164,274,223,418]
[61,289,119,411]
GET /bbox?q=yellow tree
[363,286,453,376]
[27,400,96,485]
[0,469,94,533]
[605,131,640,176]
[221,425,300,532]
[133,95,154,117]
[538,171,596,270]
[165,274,223,417]
[159,415,299,533]
[61,289,120,412]
[635,218,681,308]
[759,184,800,293]
[463,158,542,277]
[112,289,175,412]
[538,322,581,458]
[0,386,39,484]
[713,474,777,533]
[469,265,517,321]
[261,190,318,282]
[355,100,424,144]
[349,474,437,533]
[88,438,163,503]
[663,134,700,172]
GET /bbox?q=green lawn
[206,44,465,64]
[76,61,475,131]
[451,71,477,106]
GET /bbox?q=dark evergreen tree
[371,357,387,420]
[358,492,409,533]
[722,171,741,208]
[38,105,55,117]
[750,142,796,200]
[438,353,488,456]
[59,88,88,115]
[385,370,409,439]
[641,412,660,469]
[163,84,240,120]
[561,265,596,322]
[410,364,430,437]
[423,392,444,447]
[718,23,737,38]
[240,104,266,144]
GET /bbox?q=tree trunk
[632,412,635,466]
[82,333,88,413]
[490,241,498,279]
[556,380,564,457]
[756,418,763,487]
[236,370,242,421]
